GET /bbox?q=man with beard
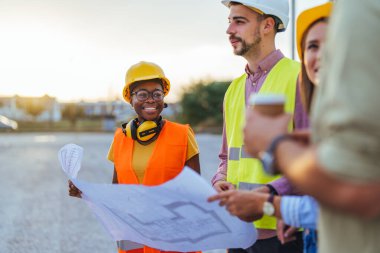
[211,1,304,253]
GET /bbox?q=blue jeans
[303,229,318,253]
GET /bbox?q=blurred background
[0,0,327,133]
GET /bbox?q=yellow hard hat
[123,61,170,103]
[296,2,333,59]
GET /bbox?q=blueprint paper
[57,144,257,251]
[58,144,83,178]
[70,168,257,251]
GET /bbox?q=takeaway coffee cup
[248,93,286,116]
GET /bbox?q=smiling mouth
[142,106,157,111]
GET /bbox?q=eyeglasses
[131,89,165,102]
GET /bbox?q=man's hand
[243,110,292,157]
[276,219,298,244]
[254,185,271,193]
[213,180,235,193]
[208,190,268,222]
[68,180,82,198]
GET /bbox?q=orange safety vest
[113,120,201,253]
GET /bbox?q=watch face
[263,201,275,216]
[260,152,275,175]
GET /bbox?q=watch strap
[267,193,275,204]
[266,184,278,196]
[267,134,292,155]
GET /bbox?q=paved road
[0,132,223,253]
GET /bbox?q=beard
[232,28,262,56]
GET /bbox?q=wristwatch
[259,134,292,175]
[262,193,275,216]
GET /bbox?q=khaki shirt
[311,0,380,252]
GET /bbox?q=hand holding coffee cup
[244,93,287,153]
[245,93,290,175]
[248,93,286,116]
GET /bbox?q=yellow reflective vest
[225,57,300,230]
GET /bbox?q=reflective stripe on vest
[113,121,201,253]
[225,57,300,230]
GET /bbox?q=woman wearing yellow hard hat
[111,61,201,253]
[297,2,333,114]
[277,3,333,253]
[69,61,201,253]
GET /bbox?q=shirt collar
[245,49,284,77]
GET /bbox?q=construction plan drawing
[59,144,257,251]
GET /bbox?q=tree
[25,102,45,120]
[180,81,230,129]
[16,97,46,121]
[61,103,85,128]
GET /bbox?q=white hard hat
[222,0,289,32]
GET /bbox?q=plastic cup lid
[249,93,286,105]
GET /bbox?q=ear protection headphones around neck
[122,116,163,145]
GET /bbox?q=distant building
[73,99,178,123]
[0,95,61,122]
[0,95,178,125]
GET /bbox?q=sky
[0,0,327,102]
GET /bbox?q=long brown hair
[299,18,327,114]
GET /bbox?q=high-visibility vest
[113,120,201,253]
[225,57,300,230]
[114,120,188,186]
